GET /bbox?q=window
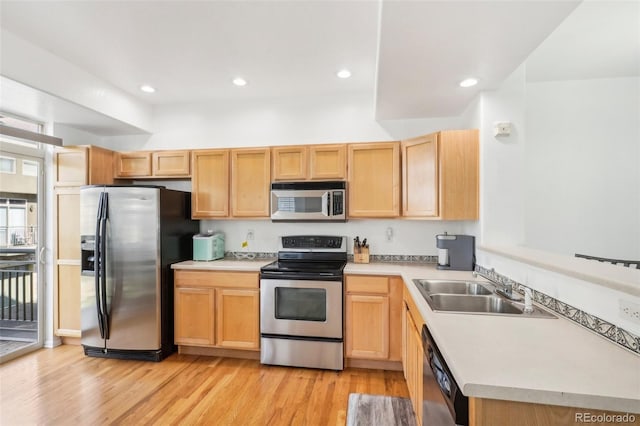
[0,199,27,246]
[0,156,16,174]
[0,113,44,149]
[22,160,38,176]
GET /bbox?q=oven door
[260,279,343,339]
[271,189,333,221]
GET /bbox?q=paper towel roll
[438,248,449,266]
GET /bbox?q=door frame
[0,140,47,363]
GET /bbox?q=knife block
[353,246,370,264]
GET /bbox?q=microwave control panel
[332,192,344,216]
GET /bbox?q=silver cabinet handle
[39,246,46,265]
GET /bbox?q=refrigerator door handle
[94,192,105,339]
[100,192,110,340]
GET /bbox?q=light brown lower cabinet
[216,288,260,349]
[403,296,423,425]
[174,287,215,346]
[469,398,640,426]
[345,275,403,364]
[174,270,259,351]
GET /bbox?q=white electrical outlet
[247,229,255,240]
[619,299,640,324]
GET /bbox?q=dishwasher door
[422,325,467,426]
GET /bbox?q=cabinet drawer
[175,270,258,289]
[346,275,389,294]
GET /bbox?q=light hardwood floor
[0,345,410,425]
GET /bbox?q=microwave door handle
[322,191,330,217]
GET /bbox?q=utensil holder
[353,246,370,264]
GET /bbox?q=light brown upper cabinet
[271,146,307,181]
[191,149,229,219]
[115,150,191,178]
[402,134,438,217]
[54,145,114,186]
[402,130,479,220]
[231,148,271,217]
[309,144,346,180]
[348,142,400,217]
[272,144,346,181]
[152,150,191,177]
[114,151,151,177]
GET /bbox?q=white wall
[475,65,528,247]
[524,77,640,259]
[53,123,103,147]
[470,69,639,333]
[101,92,463,151]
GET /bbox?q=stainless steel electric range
[260,235,347,371]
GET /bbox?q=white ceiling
[0,76,148,136]
[0,0,585,128]
[376,0,581,119]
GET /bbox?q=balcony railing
[1,264,37,322]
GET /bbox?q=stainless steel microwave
[270,181,346,222]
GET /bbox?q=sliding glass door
[0,144,44,362]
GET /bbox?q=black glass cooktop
[260,260,346,276]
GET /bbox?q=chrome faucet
[495,282,522,301]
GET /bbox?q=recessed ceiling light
[233,77,247,87]
[140,85,155,93]
[337,69,352,79]
[459,78,478,88]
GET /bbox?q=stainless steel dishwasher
[422,325,469,426]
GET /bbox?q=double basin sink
[413,279,556,318]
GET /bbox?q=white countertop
[399,268,639,414]
[173,259,640,413]
[171,259,274,272]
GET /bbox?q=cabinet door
[87,146,114,185]
[388,277,403,362]
[54,188,81,337]
[56,264,81,336]
[215,288,260,350]
[404,305,424,424]
[309,144,346,180]
[439,130,479,220]
[348,142,400,217]
[175,287,215,346]
[191,150,229,218]
[410,317,424,424]
[402,134,438,217]
[115,152,151,177]
[54,147,88,186]
[345,294,390,359]
[402,303,409,380]
[272,146,307,181]
[152,150,191,177]
[230,148,270,217]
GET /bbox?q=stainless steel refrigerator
[80,185,198,361]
